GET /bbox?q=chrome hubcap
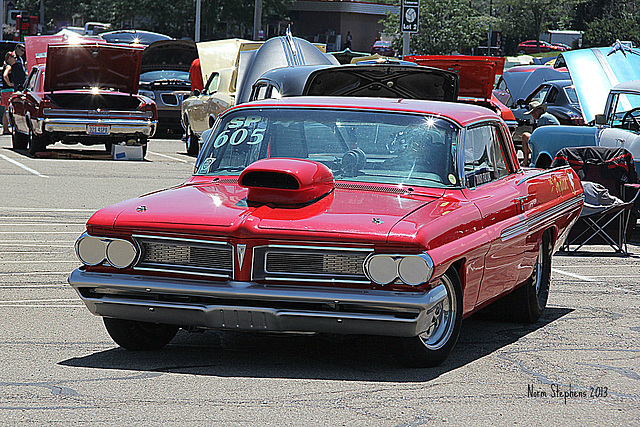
[419,275,457,350]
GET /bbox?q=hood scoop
[239,159,335,206]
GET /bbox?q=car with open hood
[139,39,197,135]
[9,40,157,156]
[403,55,518,134]
[181,34,337,155]
[68,96,582,367]
[527,45,640,168]
[248,59,459,104]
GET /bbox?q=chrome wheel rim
[534,244,543,295]
[419,274,457,350]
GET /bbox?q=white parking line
[147,150,190,163]
[0,231,80,234]
[0,298,78,303]
[0,207,96,212]
[0,304,83,308]
[1,260,77,263]
[0,153,49,178]
[552,268,598,282]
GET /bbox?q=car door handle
[514,196,528,214]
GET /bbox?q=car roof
[229,96,500,127]
[610,79,640,94]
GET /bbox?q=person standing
[520,100,560,166]
[11,44,27,90]
[344,31,353,49]
[1,52,17,135]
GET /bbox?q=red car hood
[89,181,443,241]
[404,55,504,100]
[44,43,143,93]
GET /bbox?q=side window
[529,86,550,105]
[23,68,38,91]
[546,87,558,104]
[251,82,269,101]
[464,124,509,187]
[203,73,219,95]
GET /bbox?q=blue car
[528,45,640,168]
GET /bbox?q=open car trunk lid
[43,43,143,93]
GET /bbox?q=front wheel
[395,268,463,367]
[103,317,179,350]
[186,127,199,156]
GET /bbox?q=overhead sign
[401,0,419,33]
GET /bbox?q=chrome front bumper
[39,118,157,136]
[68,269,447,337]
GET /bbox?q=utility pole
[253,0,262,40]
[195,0,201,42]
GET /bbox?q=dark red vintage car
[9,42,157,156]
[69,96,583,367]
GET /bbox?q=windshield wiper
[212,166,246,172]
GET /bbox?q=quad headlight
[364,253,434,286]
[75,233,139,269]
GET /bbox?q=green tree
[574,0,640,46]
[495,0,576,53]
[14,0,294,40]
[382,0,498,55]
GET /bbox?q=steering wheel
[621,107,640,131]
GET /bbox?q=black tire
[105,142,113,154]
[395,268,463,368]
[11,126,28,150]
[518,49,526,54]
[511,234,552,323]
[103,317,179,350]
[140,137,148,158]
[186,127,199,156]
[28,130,47,156]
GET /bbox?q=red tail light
[139,100,157,120]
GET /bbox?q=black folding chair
[551,146,640,255]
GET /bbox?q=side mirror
[595,114,607,125]
[516,99,527,107]
[192,89,200,97]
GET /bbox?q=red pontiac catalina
[9,42,157,156]
[68,96,583,367]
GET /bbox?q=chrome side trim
[500,194,584,241]
[516,166,572,186]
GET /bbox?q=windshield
[195,108,460,187]
[610,92,640,127]
[140,71,190,83]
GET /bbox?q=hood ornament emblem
[372,217,384,224]
[237,244,247,268]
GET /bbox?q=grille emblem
[237,244,247,268]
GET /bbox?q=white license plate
[87,125,110,135]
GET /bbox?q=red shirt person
[189,58,203,92]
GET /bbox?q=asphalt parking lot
[1,136,639,425]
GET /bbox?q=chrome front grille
[134,235,233,278]
[254,245,372,284]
